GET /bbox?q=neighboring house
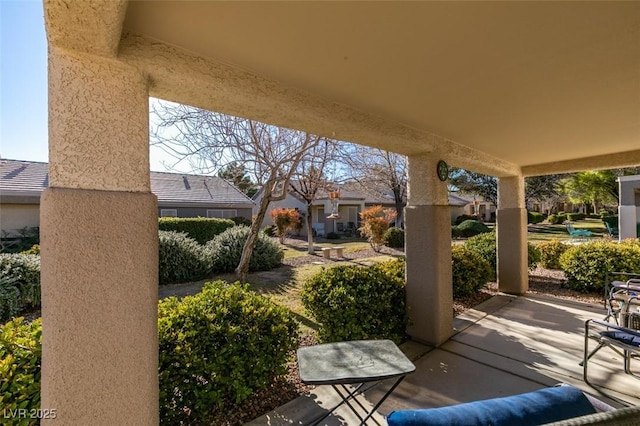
[0,159,254,236]
[618,174,640,240]
[254,184,489,236]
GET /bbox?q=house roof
[0,159,254,207]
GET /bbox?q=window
[160,209,177,217]
[207,209,237,219]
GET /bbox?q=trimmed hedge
[601,215,618,229]
[455,220,491,238]
[159,281,299,425]
[559,240,640,292]
[537,239,570,270]
[0,254,41,322]
[158,217,235,244]
[384,228,405,248]
[301,262,407,344]
[207,226,283,273]
[527,211,545,224]
[547,213,567,225]
[451,246,493,297]
[0,317,42,421]
[455,214,478,226]
[566,213,586,221]
[158,231,213,284]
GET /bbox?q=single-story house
[254,184,487,236]
[0,159,254,236]
[618,174,640,240]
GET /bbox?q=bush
[301,263,407,344]
[566,213,586,222]
[0,227,40,254]
[326,232,340,240]
[158,281,298,425]
[359,206,397,252]
[262,225,276,237]
[547,213,567,225]
[0,254,41,321]
[206,226,283,273]
[451,226,462,239]
[455,220,490,238]
[0,317,42,420]
[158,231,213,284]
[455,214,478,226]
[384,228,405,248]
[158,217,235,244]
[270,208,301,243]
[527,211,545,224]
[20,244,40,255]
[559,240,640,292]
[230,216,252,227]
[537,239,570,270]
[451,246,493,298]
[464,231,539,280]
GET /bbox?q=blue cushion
[386,385,596,426]
[600,330,640,347]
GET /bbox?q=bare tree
[151,100,323,282]
[289,140,337,254]
[337,143,407,226]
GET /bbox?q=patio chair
[605,222,619,238]
[566,222,593,240]
[603,272,640,326]
[583,312,640,387]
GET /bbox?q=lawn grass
[527,218,607,244]
[280,238,371,259]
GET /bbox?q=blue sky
[0,0,183,172]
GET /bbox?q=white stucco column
[41,45,158,424]
[497,176,528,294]
[618,176,640,240]
[405,154,453,345]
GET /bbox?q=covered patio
[250,295,640,424]
[40,1,640,423]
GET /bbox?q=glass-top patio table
[297,339,416,425]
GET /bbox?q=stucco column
[405,154,452,345]
[618,176,639,240]
[41,46,158,424]
[497,176,528,294]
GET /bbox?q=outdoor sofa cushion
[600,330,640,347]
[386,385,597,426]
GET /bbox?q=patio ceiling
[67,1,640,176]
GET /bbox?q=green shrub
[547,213,567,225]
[537,239,570,270]
[20,244,40,255]
[158,281,298,425]
[527,211,545,224]
[464,231,539,280]
[206,226,283,273]
[0,254,41,321]
[451,246,493,298]
[599,210,611,218]
[451,226,462,239]
[0,227,40,254]
[158,231,213,284]
[301,264,407,344]
[455,220,490,238]
[0,317,42,421]
[384,228,405,248]
[158,217,235,244]
[566,212,586,221]
[455,214,478,226]
[326,232,340,240]
[559,241,640,292]
[262,225,276,237]
[229,216,252,226]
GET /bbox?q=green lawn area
[527,218,608,243]
[280,238,371,259]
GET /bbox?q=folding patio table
[297,339,416,426]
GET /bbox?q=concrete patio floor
[248,294,640,425]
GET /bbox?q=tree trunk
[306,203,314,254]
[235,188,272,282]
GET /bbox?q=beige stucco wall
[0,204,40,235]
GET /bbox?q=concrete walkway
[248,294,640,425]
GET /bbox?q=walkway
[248,294,640,425]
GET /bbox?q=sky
[0,0,186,172]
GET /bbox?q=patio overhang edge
[522,149,640,177]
